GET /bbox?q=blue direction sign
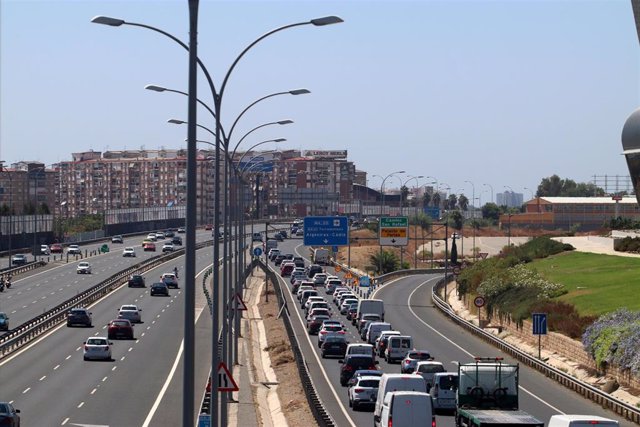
[253,247,263,257]
[359,276,371,287]
[532,313,547,335]
[303,216,349,246]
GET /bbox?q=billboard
[303,150,348,159]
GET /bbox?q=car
[307,314,331,335]
[401,349,433,373]
[40,244,50,255]
[107,319,134,340]
[67,244,81,255]
[278,230,288,239]
[340,298,359,315]
[172,236,183,245]
[205,224,213,230]
[77,261,92,274]
[318,323,346,347]
[325,279,342,294]
[50,243,63,253]
[67,307,92,327]
[252,232,263,242]
[320,335,348,358]
[164,230,175,237]
[346,303,360,320]
[312,273,329,286]
[339,355,378,386]
[296,285,314,300]
[118,304,142,323]
[83,336,113,361]
[296,228,304,236]
[430,372,459,413]
[10,254,28,266]
[385,335,414,363]
[0,312,9,331]
[268,248,280,261]
[411,361,445,391]
[123,247,136,257]
[127,274,146,288]
[274,254,286,266]
[376,331,402,357]
[348,375,380,410]
[293,280,314,294]
[304,296,326,312]
[348,369,384,387]
[307,308,331,324]
[150,282,170,296]
[307,264,323,278]
[358,313,382,333]
[0,402,21,426]
[155,232,165,240]
[162,243,175,252]
[161,272,179,288]
[143,242,156,252]
[146,233,158,242]
[177,227,186,233]
[111,235,124,243]
[293,256,305,268]
[272,233,284,242]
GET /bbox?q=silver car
[348,375,380,410]
[118,304,142,323]
[83,336,112,361]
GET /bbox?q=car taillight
[369,365,377,370]
[338,331,345,334]
[104,346,109,350]
[84,345,89,351]
[388,417,392,427]
[343,365,353,372]
[319,331,327,335]
[354,388,364,393]
[431,417,436,427]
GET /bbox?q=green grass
[530,252,640,317]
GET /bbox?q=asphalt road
[0,229,213,334]
[268,238,629,427]
[0,243,217,426]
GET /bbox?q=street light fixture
[464,180,476,261]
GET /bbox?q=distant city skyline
[1,1,639,202]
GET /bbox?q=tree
[447,210,464,230]
[450,237,458,265]
[482,202,501,222]
[537,175,605,197]
[422,192,431,208]
[369,250,399,274]
[432,192,441,209]
[447,194,458,210]
[458,194,469,211]
[400,185,409,207]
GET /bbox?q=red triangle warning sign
[235,293,247,311]
[217,362,239,392]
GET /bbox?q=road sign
[303,216,349,246]
[359,276,370,287]
[474,296,485,308]
[335,265,342,272]
[453,266,461,275]
[198,414,211,427]
[479,252,489,259]
[234,293,247,311]
[217,362,239,392]
[253,247,263,257]
[379,216,409,246]
[344,272,352,279]
[532,313,547,335]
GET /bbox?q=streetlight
[94,13,342,427]
[0,162,13,267]
[464,181,476,261]
[400,175,423,215]
[483,183,494,204]
[378,170,404,274]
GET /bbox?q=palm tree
[432,192,441,209]
[458,194,469,211]
[422,192,431,207]
[369,250,399,274]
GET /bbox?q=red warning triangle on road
[234,292,247,311]
[217,362,239,392]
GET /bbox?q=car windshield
[0,313,6,319]
[419,364,445,373]
[409,351,431,360]
[325,325,342,331]
[438,375,459,390]
[358,379,380,388]
[122,306,137,311]
[70,309,86,314]
[112,321,129,326]
[87,338,107,345]
[325,336,345,343]
[0,403,10,414]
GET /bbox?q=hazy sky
[1,0,639,203]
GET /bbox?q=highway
[0,241,217,426]
[268,237,629,427]
[0,229,213,334]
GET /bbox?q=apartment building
[55,150,217,224]
[0,161,57,214]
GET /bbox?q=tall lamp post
[0,162,13,267]
[378,171,404,274]
[483,183,494,204]
[464,180,476,261]
[93,13,342,427]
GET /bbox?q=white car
[83,336,112,361]
[155,232,165,240]
[67,244,81,255]
[161,273,179,289]
[146,233,157,242]
[412,361,445,391]
[162,243,175,253]
[348,375,380,410]
[118,305,142,323]
[40,244,50,255]
[77,261,92,274]
[123,247,136,257]
[317,323,345,347]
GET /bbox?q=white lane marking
[141,262,211,427]
[39,375,46,381]
[91,388,97,395]
[128,347,133,352]
[121,356,126,361]
[112,366,117,371]
[61,417,69,425]
[76,346,81,351]
[102,376,108,382]
[54,364,60,370]
[140,332,145,337]
[11,310,16,314]
[268,258,356,427]
[22,387,30,394]
[66,355,71,360]
[77,401,84,408]
[397,278,566,415]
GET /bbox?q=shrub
[530,300,596,338]
[582,309,640,372]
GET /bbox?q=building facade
[497,191,523,208]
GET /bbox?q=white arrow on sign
[323,238,329,244]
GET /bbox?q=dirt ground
[257,284,318,427]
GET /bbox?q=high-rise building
[0,161,57,215]
[497,191,523,208]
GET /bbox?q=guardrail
[0,239,214,360]
[430,277,640,424]
[256,259,336,427]
[0,260,47,277]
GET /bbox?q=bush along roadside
[457,237,591,335]
[582,308,640,374]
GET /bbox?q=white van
[548,415,619,427]
[366,322,392,344]
[265,239,278,251]
[345,343,375,358]
[252,232,262,242]
[385,335,413,363]
[356,299,385,322]
[430,372,458,413]
[374,374,427,427]
[313,248,330,265]
[379,391,434,427]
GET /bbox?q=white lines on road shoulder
[22,387,30,394]
[54,364,60,370]
[102,376,108,382]
[121,356,126,361]
[77,401,84,408]
[91,388,97,395]
[39,375,46,381]
[65,355,71,360]
[112,366,117,371]
[61,417,69,425]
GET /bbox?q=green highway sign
[379,216,409,246]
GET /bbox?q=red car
[50,243,63,253]
[143,242,156,252]
[107,319,134,340]
[205,224,213,230]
